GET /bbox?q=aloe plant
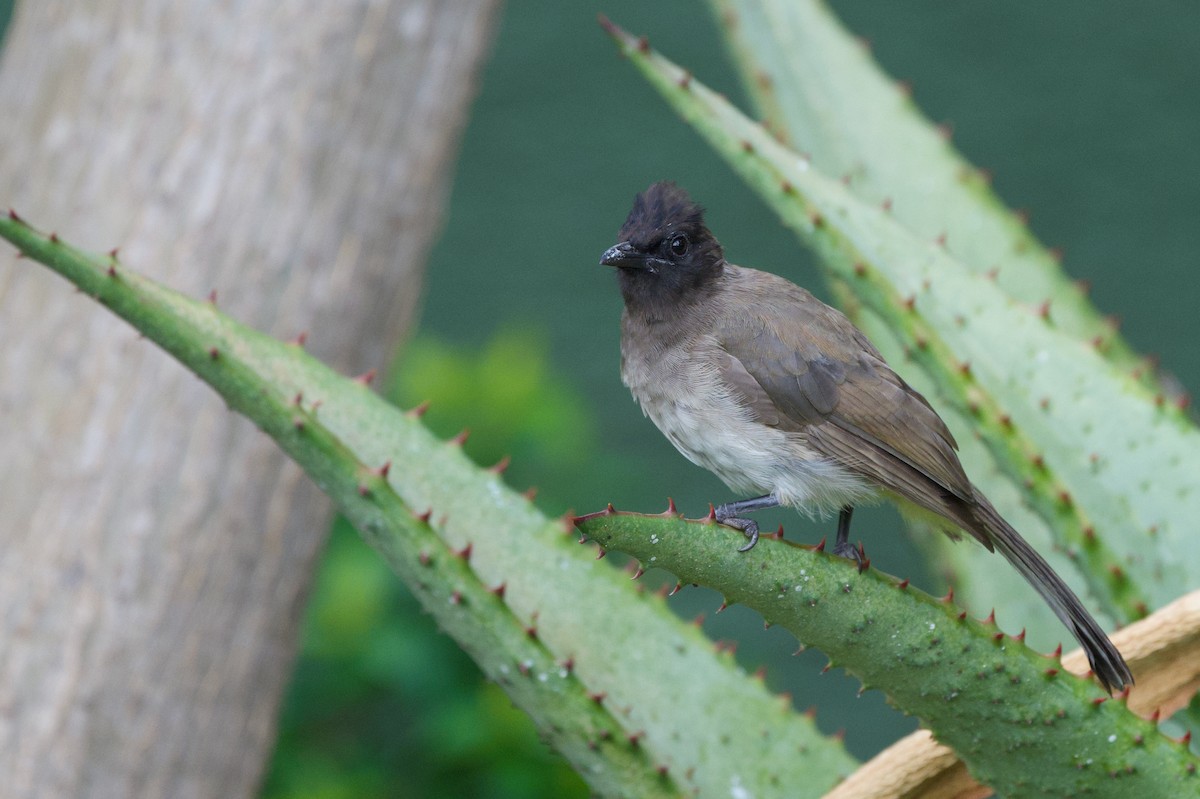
[3,4,1199,796]
[4,197,1197,797]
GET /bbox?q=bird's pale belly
[624,362,872,515]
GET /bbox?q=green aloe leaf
[577,510,1199,799]
[0,214,859,798]
[709,0,1162,390]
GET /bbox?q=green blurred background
[264,3,1200,795]
[4,1,1196,796]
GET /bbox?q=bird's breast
[619,330,871,513]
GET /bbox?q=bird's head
[600,182,724,314]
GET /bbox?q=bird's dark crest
[618,181,709,249]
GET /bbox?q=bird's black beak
[600,241,651,270]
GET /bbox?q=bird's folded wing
[714,309,975,514]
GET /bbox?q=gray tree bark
[0,1,500,796]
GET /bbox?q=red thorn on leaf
[780,180,795,195]
[739,140,753,153]
[8,209,21,222]
[561,656,575,674]
[1030,453,1045,469]
[793,645,806,656]
[356,484,370,497]
[630,566,645,581]
[292,392,304,407]
[1016,628,1027,643]
[1182,731,1193,746]
[678,70,692,89]
[414,508,433,524]
[107,263,117,277]
[897,579,910,589]
[716,600,728,614]
[490,582,506,599]
[992,631,1006,642]
[902,295,916,311]
[881,197,893,212]
[407,400,430,418]
[669,581,683,597]
[354,369,377,386]
[957,610,967,621]
[589,691,606,704]
[1052,643,1063,660]
[1037,300,1052,320]
[853,262,867,277]
[983,609,996,625]
[935,232,947,247]
[1049,246,1064,264]
[418,551,431,566]
[654,583,670,599]
[692,613,705,627]
[753,665,768,680]
[490,455,511,474]
[942,587,955,604]
[1092,696,1108,706]
[1045,668,1059,678]
[663,497,678,515]
[773,524,785,540]
[628,731,644,748]
[606,502,616,514]
[936,122,953,141]
[290,331,308,347]
[1015,208,1030,225]
[292,416,305,431]
[635,35,650,53]
[49,232,59,243]
[208,347,220,360]
[595,548,607,560]
[516,660,531,677]
[815,537,827,553]
[449,591,463,606]
[656,764,669,778]
[1150,707,1162,723]
[455,542,472,561]
[958,361,972,378]
[207,289,218,305]
[523,486,538,501]
[450,428,470,446]
[1118,686,1132,702]
[808,210,824,228]
[705,504,717,522]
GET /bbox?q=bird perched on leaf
[600,180,1132,693]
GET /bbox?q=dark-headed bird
[600,180,1132,693]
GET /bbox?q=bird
[599,180,1133,693]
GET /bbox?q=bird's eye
[669,234,689,257]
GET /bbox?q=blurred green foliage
[262,329,595,799]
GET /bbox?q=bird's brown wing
[714,270,981,539]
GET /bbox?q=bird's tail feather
[970,492,1133,693]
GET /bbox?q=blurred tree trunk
[0,1,499,796]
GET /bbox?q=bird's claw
[832,539,866,571]
[715,509,760,552]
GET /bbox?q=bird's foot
[832,539,868,572]
[714,506,760,552]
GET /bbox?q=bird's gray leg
[714,494,779,552]
[831,505,862,565]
